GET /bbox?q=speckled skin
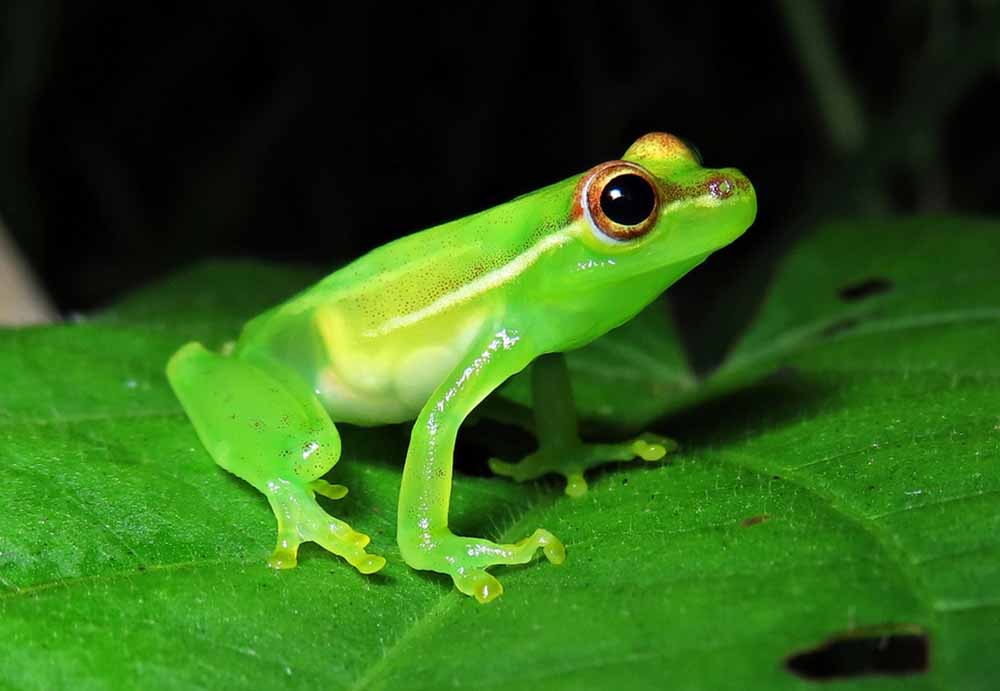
[166,133,757,603]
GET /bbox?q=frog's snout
[708,167,757,229]
[686,167,756,249]
[704,167,754,202]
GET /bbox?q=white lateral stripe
[365,229,573,337]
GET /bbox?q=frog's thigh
[167,342,341,487]
[167,343,385,574]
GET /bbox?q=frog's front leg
[488,353,677,497]
[167,343,385,575]
[397,329,565,604]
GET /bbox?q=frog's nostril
[708,177,735,200]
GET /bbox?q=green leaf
[1,217,998,690]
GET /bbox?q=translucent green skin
[167,133,757,603]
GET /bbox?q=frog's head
[563,132,756,285]
[524,132,755,344]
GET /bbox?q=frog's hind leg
[167,342,385,575]
[487,353,677,497]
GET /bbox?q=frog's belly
[314,307,486,426]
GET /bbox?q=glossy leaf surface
[1,218,997,690]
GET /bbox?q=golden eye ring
[581,161,660,243]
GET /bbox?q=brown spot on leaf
[741,514,770,527]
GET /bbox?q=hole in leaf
[785,626,929,680]
[838,277,894,301]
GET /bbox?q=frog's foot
[265,478,385,575]
[405,528,565,604]
[309,478,349,500]
[488,433,678,498]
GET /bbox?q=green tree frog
[167,133,756,603]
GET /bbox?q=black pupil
[599,174,655,226]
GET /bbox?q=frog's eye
[582,162,660,243]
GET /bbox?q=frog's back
[309,181,569,313]
[234,177,574,425]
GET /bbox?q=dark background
[2,2,998,361]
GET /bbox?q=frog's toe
[486,457,521,480]
[630,433,678,461]
[309,478,349,500]
[564,470,588,498]
[333,525,371,549]
[487,450,559,483]
[305,520,385,575]
[454,569,504,604]
[352,553,387,575]
[537,528,566,564]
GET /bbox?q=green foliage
[1,218,998,690]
